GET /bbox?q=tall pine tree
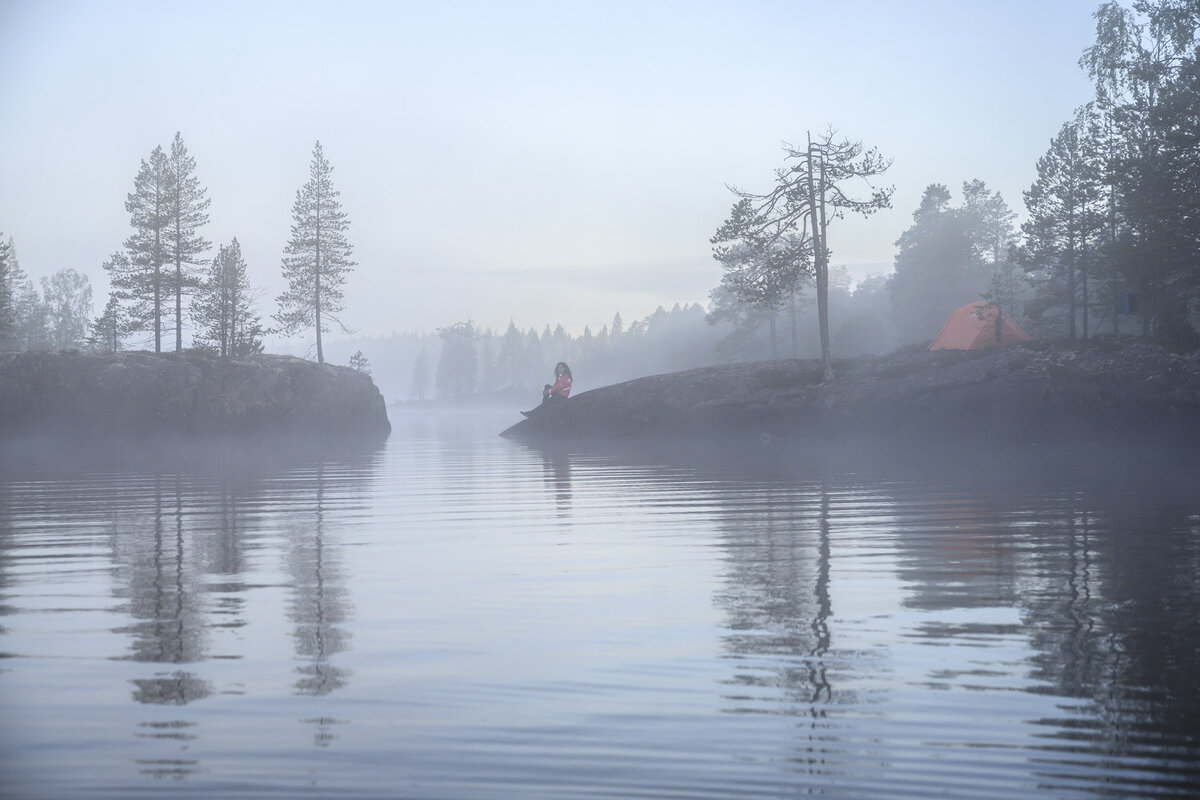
[275,141,355,364]
[113,145,170,351]
[164,132,210,352]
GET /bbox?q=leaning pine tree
[275,141,355,364]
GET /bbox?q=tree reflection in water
[686,439,1200,792]
[285,460,352,698]
[114,474,212,706]
[715,482,835,710]
[93,439,377,762]
[883,472,1200,760]
[1017,487,1200,769]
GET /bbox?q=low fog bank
[0,429,389,479]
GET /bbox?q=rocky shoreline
[501,341,1200,446]
[0,351,391,438]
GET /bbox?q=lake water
[2,411,1199,799]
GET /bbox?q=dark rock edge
[501,342,1200,447]
[0,351,391,438]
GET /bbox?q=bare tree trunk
[175,241,182,353]
[1067,220,1077,340]
[153,265,161,354]
[789,288,798,358]
[154,228,162,354]
[1081,260,1089,339]
[226,271,234,358]
[315,189,324,364]
[809,135,833,382]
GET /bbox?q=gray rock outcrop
[0,351,391,437]
[502,342,1200,445]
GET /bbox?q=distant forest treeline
[3,1,1200,404]
[325,269,895,406]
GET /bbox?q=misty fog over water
[1,413,1199,798]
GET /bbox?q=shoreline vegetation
[0,350,390,439]
[500,341,1200,447]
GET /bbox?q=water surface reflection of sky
[0,422,1198,798]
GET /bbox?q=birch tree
[41,268,93,350]
[88,295,126,353]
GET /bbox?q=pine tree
[13,274,48,350]
[100,250,151,348]
[710,196,811,358]
[1080,1,1200,340]
[1,237,48,351]
[192,237,264,357]
[164,132,210,352]
[888,184,988,343]
[349,351,372,376]
[0,233,12,347]
[88,295,126,353]
[1021,112,1103,339]
[275,141,355,364]
[718,129,893,379]
[116,145,170,351]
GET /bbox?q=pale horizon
[1,0,1099,344]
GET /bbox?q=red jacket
[546,373,572,398]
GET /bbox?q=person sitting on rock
[522,362,572,417]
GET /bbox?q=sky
[1,0,1102,344]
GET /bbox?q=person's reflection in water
[541,448,573,518]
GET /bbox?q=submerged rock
[0,351,391,438]
[501,342,1200,446]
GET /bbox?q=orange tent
[928,302,1031,351]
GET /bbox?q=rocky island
[0,351,391,438]
[501,341,1200,447]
